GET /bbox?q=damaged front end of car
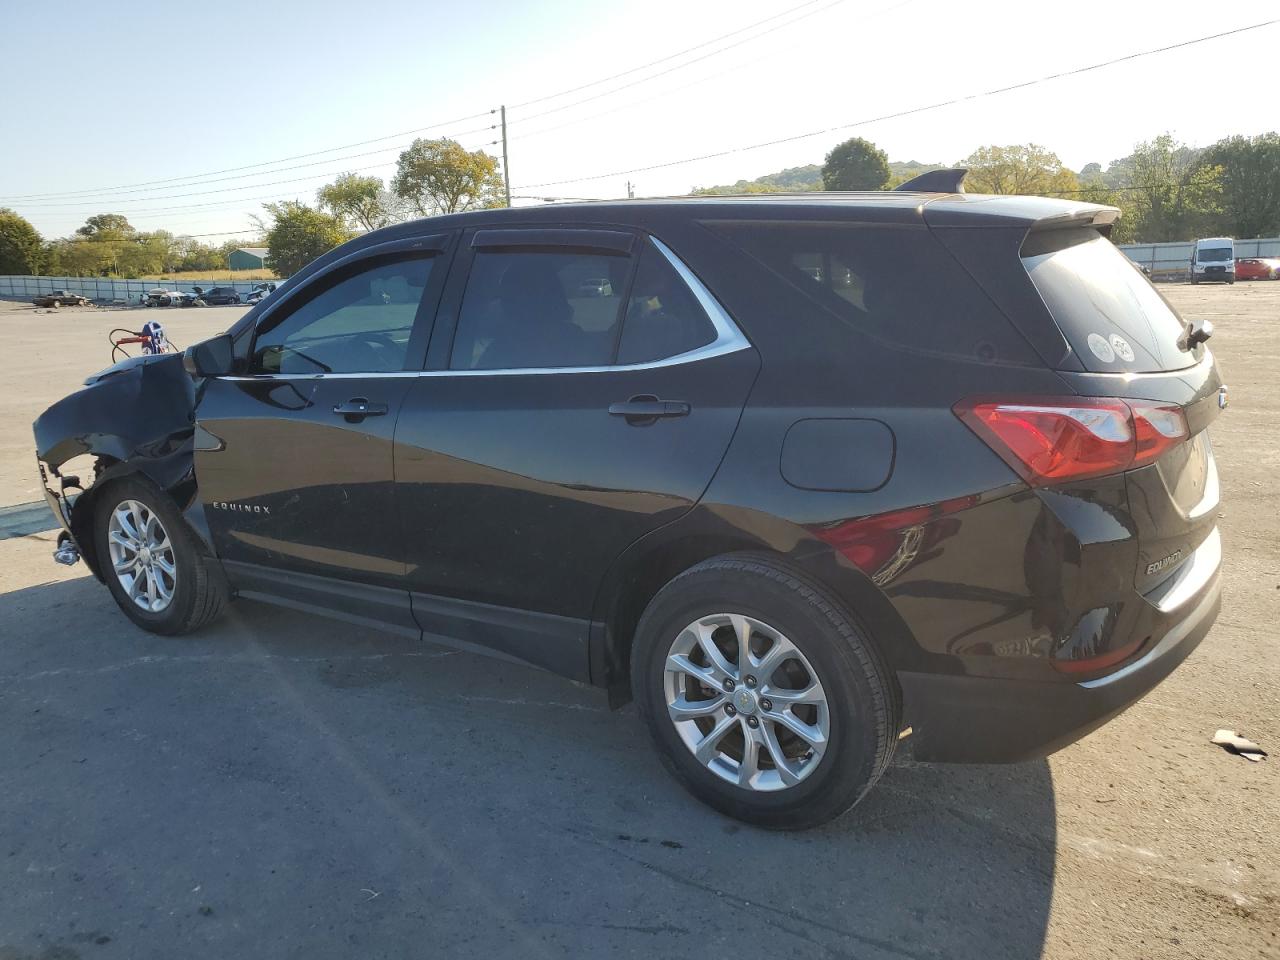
[32,353,208,579]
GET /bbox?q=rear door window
[616,241,717,364]
[1022,229,1197,373]
[707,221,1038,365]
[450,249,631,370]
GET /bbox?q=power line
[514,17,1280,191]
[510,0,824,109]
[1,0,835,204]
[47,229,263,244]
[4,126,496,207]
[0,111,495,202]
[13,158,419,209]
[505,0,912,147]
[508,0,847,126]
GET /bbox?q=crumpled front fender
[32,353,206,578]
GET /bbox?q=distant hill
[690,164,822,195]
[889,160,947,183]
[691,159,947,194]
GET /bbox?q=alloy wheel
[107,499,176,613]
[664,613,830,791]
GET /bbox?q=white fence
[5,238,1280,298]
[1117,237,1280,281]
[0,275,271,303]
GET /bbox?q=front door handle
[333,397,388,420]
[608,395,691,424]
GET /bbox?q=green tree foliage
[75,213,135,239]
[1109,134,1221,242]
[391,138,506,217]
[0,208,44,274]
[317,173,402,232]
[821,138,891,191]
[261,201,353,277]
[1072,173,1137,243]
[1201,132,1280,238]
[961,144,1078,197]
[691,163,823,195]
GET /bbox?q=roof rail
[894,168,967,194]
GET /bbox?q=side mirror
[183,334,235,377]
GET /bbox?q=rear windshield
[1022,229,1197,373]
[1196,247,1232,262]
[707,221,1039,365]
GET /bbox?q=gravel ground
[0,287,1276,960]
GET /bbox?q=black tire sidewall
[94,478,202,635]
[632,559,892,829]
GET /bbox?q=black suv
[34,182,1224,828]
[194,286,242,305]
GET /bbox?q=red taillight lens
[1130,400,1189,466]
[955,396,1188,485]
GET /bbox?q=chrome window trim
[223,236,750,381]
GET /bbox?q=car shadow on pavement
[0,576,1055,960]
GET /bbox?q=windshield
[1197,247,1232,263]
[1023,229,1198,373]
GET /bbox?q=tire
[51,299,61,307]
[93,476,228,636]
[631,554,898,829]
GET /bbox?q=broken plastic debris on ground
[1211,729,1267,762]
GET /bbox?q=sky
[1,0,1276,243]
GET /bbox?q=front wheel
[93,477,228,635]
[632,555,898,829]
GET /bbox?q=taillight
[954,396,1188,486]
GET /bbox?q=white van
[1190,237,1235,284]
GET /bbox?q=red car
[1235,257,1280,280]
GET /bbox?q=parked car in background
[144,288,183,307]
[32,290,89,308]
[197,287,242,305]
[245,282,277,305]
[1190,237,1235,284]
[1235,257,1280,281]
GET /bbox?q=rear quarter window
[1022,228,1197,373]
[705,220,1039,366]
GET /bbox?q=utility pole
[499,105,511,208]
[626,180,635,199]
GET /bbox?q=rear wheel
[93,477,228,635]
[632,555,897,829]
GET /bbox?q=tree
[822,138,891,191]
[391,138,506,216]
[960,144,1078,197]
[75,213,135,239]
[1073,172,1137,243]
[261,201,353,277]
[1109,134,1221,242]
[1201,133,1280,238]
[0,208,43,275]
[317,173,402,232]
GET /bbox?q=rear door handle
[608,395,691,423]
[333,397,388,418]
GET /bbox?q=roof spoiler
[895,168,967,194]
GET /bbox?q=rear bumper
[899,565,1221,763]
